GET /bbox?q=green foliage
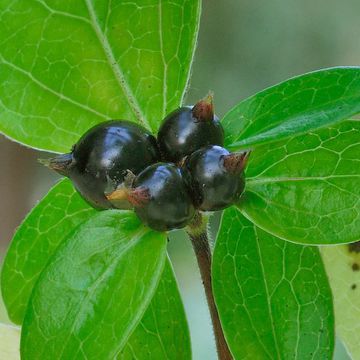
[120,259,191,360]
[223,67,360,150]
[1,179,97,324]
[2,179,190,358]
[0,262,191,360]
[213,207,335,359]
[0,1,359,359]
[0,0,201,152]
[21,211,167,359]
[241,120,360,245]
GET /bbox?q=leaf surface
[119,258,191,360]
[223,67,360,150]
[1,259,191,360]
[321,243,360,359]
[0,0,201,152]
[1,179,96,324]
[2,179,191,360]
[21,210,167,359]
[213,207,334,359]
[241,120,360,245]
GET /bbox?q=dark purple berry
[184,145,249,211]
[45,120,160,209]
[157,94,224,163]
[110,163,195,232]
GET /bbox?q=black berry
[110,163,195,231]
[46,120,160,209]
[184,145,249,211]
[157,94,224,163]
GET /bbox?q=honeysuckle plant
[0,1,360,359]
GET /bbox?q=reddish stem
[186,213,233,360]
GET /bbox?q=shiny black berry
[46,120,160,209]
[157,94,224,163]
[113,163,195,232]
[184,145,249,211]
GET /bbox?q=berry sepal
[39,153,73,176]
[192,93,214,122]
[222,150,251,174]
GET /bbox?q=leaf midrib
[247,174,360,185]
[56,226,149,359]
[225,68,360,146]
[84,0,150,130]
[253,225,281,360]
[233,97,353,141]
[158,1,167,120]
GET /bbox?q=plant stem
[186,213,233,360]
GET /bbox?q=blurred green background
[1,0,359,358]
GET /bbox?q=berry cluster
[47,95,249,231]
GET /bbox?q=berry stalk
[186,213,233,360]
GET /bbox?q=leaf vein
[84,0,150,129]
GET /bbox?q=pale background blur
[1,0,359,358]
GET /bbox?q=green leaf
[21,210,167,359]
[119,258,191,360]
[241,120,360,245]
[321,243,360,359]
[2,180,191,359]
[222,67,360,150]
[1,261,191,360]
[0,0,201,152]
[213,207,334,359]
[1,178,190,356]
[1,179,97,325]
[0,323,20,360]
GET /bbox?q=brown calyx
[127,187,151,207]
[106,186,150,207]
[39,153,73,177]
[192,93,214,122]
[222,150,251,174]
